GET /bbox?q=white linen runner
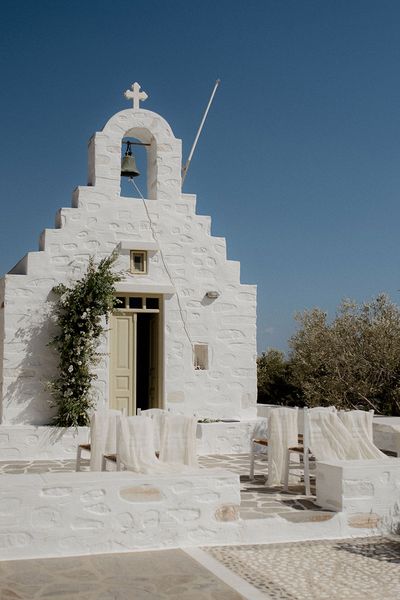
[267,407,298,487]
[89,409,121,471]
[307,409,386,460]
[159,414,198,467]
[338,409,386,459]
[117,416,174,473]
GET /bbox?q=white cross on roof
[124,82,148,110]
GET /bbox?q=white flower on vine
[68,365,73,373]
[82,312,87,319]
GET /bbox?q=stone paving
[205,536,400,600]
[0,453,333,523]
[200,454,333,523]
[0,548,246,600]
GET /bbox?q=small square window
[130,251,147,274]
[193,344,208,370]
[115,296,126,309]
[129,297,143,309]
[146,297,159,309]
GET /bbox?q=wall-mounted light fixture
[205,291,220,299]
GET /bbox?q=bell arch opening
[120,125,156,200]
[120,136,149,199]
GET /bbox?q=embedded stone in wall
[119,485,163,503]
[215,504,240,522]
[348,513,381,528]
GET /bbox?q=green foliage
[49,251,121,427]
[289,294,400,415]
[257,349,303,406]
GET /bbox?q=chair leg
[249,441,255,480]
[304,451,311,496]
[116,455,121,471]
[101,455,107,472]
[76,446,82,472]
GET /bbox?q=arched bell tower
[87,82,182,201]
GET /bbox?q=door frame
[109,294,163,415]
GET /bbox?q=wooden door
[110,313,136,415]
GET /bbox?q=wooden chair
[283,406,337,496]
[75,408,125,471]
[249,408,299,486]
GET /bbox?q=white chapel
[0,83,257,425]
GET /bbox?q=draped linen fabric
[338,409,386,459]
[89,409,121,471]
[267,407,298,487]
[307,409,387,461]
[117,416,174,474]
[159,414,198,467]
[141,408,168,452]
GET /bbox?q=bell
[121,141,140,178]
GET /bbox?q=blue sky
[1,0,400,353]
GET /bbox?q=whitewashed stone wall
[0,106,257,425]
[316,458,400,531]
[373,417,400,456]
[0,420,258,460]
[0,469,241,560]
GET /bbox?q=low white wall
[0,421,260,461]
[196,420,257,454]
[373,417,400,456]
[0,469,240,560]
[0,425,89,460]
[316,458,400,531]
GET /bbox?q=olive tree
[289,294,400,415]
[257,348,303,406]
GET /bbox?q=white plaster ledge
[118,241,159,252]
[115,283,175,294]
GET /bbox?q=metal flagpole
[182,79,221,184]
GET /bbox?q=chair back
[338,409,374,441]
[140,408,168,451]
[267,407,298,486]
[117,415,161,472]
[298,405,336,434]
[304,407,385,461]
[89,408,121,471]
[159,414,198,466]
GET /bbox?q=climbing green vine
[49,251,121,427]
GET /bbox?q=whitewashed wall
[316,458,400,532]
[0,469,241,560]
[0,107,257,425]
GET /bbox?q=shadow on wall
[5,290,59,425]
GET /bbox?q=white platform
[316,458,400,530]
[373,416,400,456]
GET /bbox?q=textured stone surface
[205,537,400,600]
[348,513,381,529]
[0,467,240,560]
[215,504,240,522]
[0,549,246,599]
[316,458,400,531]
[0,420,258,461]
[0,105,257,425]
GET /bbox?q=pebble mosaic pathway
[205,536,400,600]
